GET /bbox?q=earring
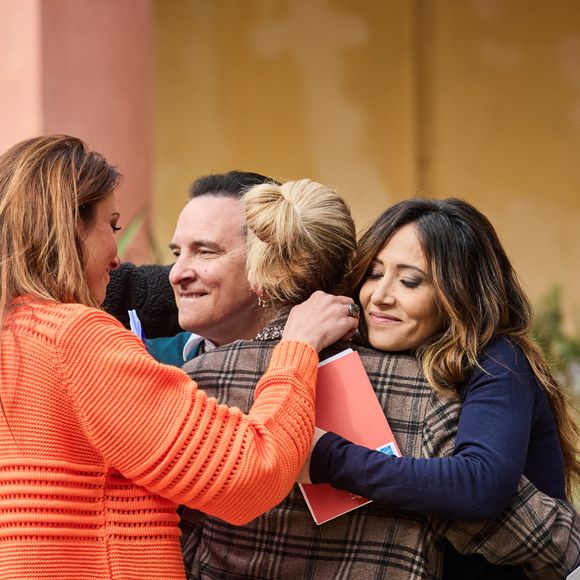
[257,296,270,308]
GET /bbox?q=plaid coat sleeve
[440,477,580,579]
[408,346,580,578]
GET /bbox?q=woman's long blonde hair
[351,197,580,497]
[243,179,356,305]
[0,135,120,322]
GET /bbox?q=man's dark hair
[189,170,281,200]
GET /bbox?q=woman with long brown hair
[0,135,358,580]
[305,197,580,577]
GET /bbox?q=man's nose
[169,256,196,285]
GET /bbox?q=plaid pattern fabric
[181,320,580,579]
[440,478,580,579]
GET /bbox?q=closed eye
[401,277,422,288]
[365,270,383,281]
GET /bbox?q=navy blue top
[310,337,566,521]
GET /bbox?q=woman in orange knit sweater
[0,135,359,580]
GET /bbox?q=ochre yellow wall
[154,0,580,330]
[154,0,415,237]
[416,0,580,333]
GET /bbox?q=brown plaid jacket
[181,322,580,579]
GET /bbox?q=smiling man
[104,170,279,365]
[168,189,269,349]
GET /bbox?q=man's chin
[177,314,208,333]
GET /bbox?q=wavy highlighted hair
[351,197,580,496]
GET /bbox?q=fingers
[282,291,360,352]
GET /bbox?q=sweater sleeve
[56,308,318,525]
[311,339,541,520]
[103,263,181,338]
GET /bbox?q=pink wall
[42,0,154,262]
[0,0,42,152]
[0,0,154,262]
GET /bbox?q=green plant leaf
[118,209,146,258]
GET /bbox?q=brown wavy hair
[351,197,580,497]
[0,135,120,317]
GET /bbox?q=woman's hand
[296,427,328,484]
[282,291,359,352]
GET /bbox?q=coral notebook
[299,348,400,525]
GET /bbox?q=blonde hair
[0,135,120,320]
[244,179,356,305]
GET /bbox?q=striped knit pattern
[0,298,317,580]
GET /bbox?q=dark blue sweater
[310,337,566,521]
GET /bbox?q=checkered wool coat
[181,318,580,580]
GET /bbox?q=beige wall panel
[154,0,416,255]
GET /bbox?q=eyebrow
[168,239,223,251]
[372,258,427,277]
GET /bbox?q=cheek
[91,231,116,261]
[107,232,118,259]
[358,282,373,309]
[413,296,441,335]
[225,261,252,291]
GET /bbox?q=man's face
[169,195,262,346]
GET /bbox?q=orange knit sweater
[0,298,317,580]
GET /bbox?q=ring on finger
[346,303,360,317]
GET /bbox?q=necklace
[254,324,284,342]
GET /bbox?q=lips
[368,311,402,324]
[178,291,207,299]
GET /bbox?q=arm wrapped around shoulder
[442,476,580,579]
[58,309,318,525]
[103,263,180,337]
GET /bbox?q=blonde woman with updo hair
[244,178,356,307]
[0,136,359,580]
[180,182,579,580]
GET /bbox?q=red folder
[299,349,400,525]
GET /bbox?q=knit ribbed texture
[0,298,317,580]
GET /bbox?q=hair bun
[244,183,300,253]
[243,179,356,305]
